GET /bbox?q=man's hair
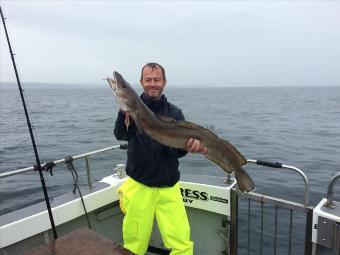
[140,62,166,81]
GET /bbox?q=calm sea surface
[1,85,339,254]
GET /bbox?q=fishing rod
[0,6,58,239]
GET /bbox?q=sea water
[1,85,339,254]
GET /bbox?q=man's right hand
[186,138,208,154]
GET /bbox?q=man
[114,63,207,255]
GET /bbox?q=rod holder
[113,164,126,178]
[325,172,340,208]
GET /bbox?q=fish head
[107,71,140,113]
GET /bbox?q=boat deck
[22,228,135,255]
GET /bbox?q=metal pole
[304,209,313,255]
[334,223,340,255]
[85,156,92,188]
[230,190,238,255]
[0,5,57,239]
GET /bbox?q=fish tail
[234,167,256,193]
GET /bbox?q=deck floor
[22,228,135,255]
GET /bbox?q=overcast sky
[1,1,339,87]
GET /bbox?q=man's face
[140,66,166,100]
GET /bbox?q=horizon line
[1,81,339,89]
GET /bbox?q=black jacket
[114,93,187,187]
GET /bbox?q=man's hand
[186,138,208,154]
[124,113,130,129]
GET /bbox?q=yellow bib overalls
[118,177,194,255]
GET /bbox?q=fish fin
[205,153,255,193]
[221,139,247,165]
[124,114,130,130]
[175,120,219,138]
[156,115,177,123]
[127,112,142,134]
[234,167,256,193]
[134,118,143,134]
[156,116,218,139]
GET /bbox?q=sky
[0,0,339,87]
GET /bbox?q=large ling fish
[107,71,255,193]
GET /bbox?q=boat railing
[0,144,128,188]
[231,159,313,255]
[2,145,336,255]
[247,159,309,206]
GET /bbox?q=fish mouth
[108,71,126,94]
[107,77,118,96]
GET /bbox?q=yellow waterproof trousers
[117,178,193,255]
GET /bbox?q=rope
[64,156,92,229]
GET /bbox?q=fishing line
[0,6,58,239]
